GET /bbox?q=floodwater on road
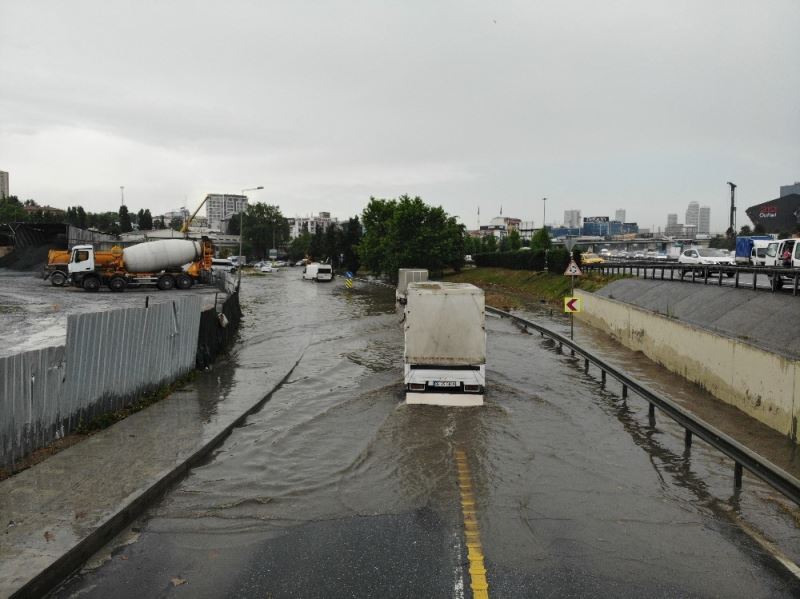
[55,271,800,598]
[0,269,219,357]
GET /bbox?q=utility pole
[727,182,737,234]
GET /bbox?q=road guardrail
[486,306,800,505]
[583,261,800,295]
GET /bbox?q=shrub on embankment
[472,247,580,273]
[444,267,624,309]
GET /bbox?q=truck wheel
[82,277,101,292]
[157,275,175,290]
[108,276,127,292]
[175,274,193,289]
[50,271,67,287]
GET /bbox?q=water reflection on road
[56,272,800,598]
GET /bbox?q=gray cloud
[1,0,798,229]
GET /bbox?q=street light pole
[727,182,737,236]
[542,197,547,230]
[238,186,264,290]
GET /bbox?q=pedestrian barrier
[486,306,800,506]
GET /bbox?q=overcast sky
[1,1,798,232]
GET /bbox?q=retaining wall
[575,289,800,440]
[0,295,203,469]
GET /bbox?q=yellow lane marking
[455,448,490,599]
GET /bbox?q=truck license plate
[432,381,458,388]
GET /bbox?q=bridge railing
[486,306,800,506]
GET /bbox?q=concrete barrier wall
[575,290,800,440]
[0,296,203,469]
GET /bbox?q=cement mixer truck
[65,238,215,292]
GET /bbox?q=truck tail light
[464,385,481,393]
[409,383,426,392]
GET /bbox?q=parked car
[581,252,605,265]
[211,258,237,273]
[260,263,274,273]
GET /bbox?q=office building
[614,209,626,222]
[685,201,699,227]
[667,213,678,227]
[563,210,581,229]
[205,194,249,232]
[780,182,800,197]
[698,206,710,234]
[0,171,8,199]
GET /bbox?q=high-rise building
[0,171,8,199]
[563,209,581,229]
[205,194,249,232]
[685,201,700,227]
[780,182,800,197]
[698,206,710,234]
[667,213,678,227]
[614,209,626,222]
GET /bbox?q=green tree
[339,217,363,273]
[508,229,522,251]
[324,224,339,266]
[119,205,133,232]
[357,195,465,279]
[484,235,497,252]
[169,216,184,231]
[499,236,511,252]
[308,229,325,261]
[739,225,752,236]
[241,203,289,258]
[753,222,766,235]
[139,209,153,230]
[153,217,166,230]
[288,231,311,261]
[531,227,552,250]
[0,196,27,223]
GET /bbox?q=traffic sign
[564,297,581,313]
[564,260,582,276]
[345,271,353,279]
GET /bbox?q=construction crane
[181,197,209,236]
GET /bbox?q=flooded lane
[55,273,800,598]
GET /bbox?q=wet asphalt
[52,270,800,598]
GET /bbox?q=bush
[473,247,580,274]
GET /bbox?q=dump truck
[64,238,215,292]
[404,282,486,406]
[395,268,428,304]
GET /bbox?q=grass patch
[442,267,626,311]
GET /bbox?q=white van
[750,240,772,266]
[302,263,334,282]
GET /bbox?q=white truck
[395,268,428,304]
[404,282,486,406]
[763,238,800,290]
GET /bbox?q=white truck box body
[396,269,429,302]
[404,282,485,406]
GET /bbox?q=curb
[12,352,304,599]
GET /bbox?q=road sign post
[345,271,354,289]
[564,259,583,339]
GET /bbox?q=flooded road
[55,271,800,598]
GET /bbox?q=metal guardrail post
[735,462,744,488]
[685,429,693,448]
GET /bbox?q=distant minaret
[477,205,480,230]
[500,204,503,216]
